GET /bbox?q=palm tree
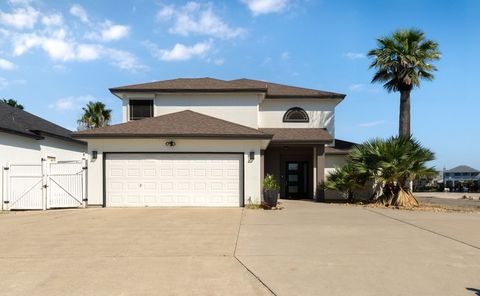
[324,163,368,202]
[368,29,440,136]
[78,101,112,130]
[2,99,24,110]
[348,136,436,207]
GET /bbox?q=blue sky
[0,0,479,169]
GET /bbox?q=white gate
[2,159,87,210]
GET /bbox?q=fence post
[82,158,88,208]
[3,164,10,211]
[2,165,6,211]
[41,158,47,210]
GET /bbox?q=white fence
[2,159,87,210]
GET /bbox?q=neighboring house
[73,77,353,207]
[443,165,480,192]
[0,101,87,198]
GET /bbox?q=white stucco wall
[83,138,263,206]
[119,93,261,128]
[0,132,87,204]
[258,99,340,139]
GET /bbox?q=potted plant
[263,174,280,207]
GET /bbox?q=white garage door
[105,153,243,207]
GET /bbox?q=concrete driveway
[1,201,479,296]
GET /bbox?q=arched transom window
[283,107,309,122]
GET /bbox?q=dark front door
[285,161,308,199]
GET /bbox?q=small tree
[78,101,112,130]
[2,99,24,110]
[324,164,368,202]
[348,136,436,207]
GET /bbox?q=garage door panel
[105,153,242,207]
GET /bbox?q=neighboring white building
[0,101,87,202]
[73,78,353,207]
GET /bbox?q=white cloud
[7,0,33,5]
[349,83,366,92]
[48,95,93,111]
[86,21,130,42]
[156,2,245,39]
[357,120,385,128]
[41,13,63,26]
[280,51,290,60]
[12,30,143,71]
[0,77,8,88]
[0,6,40,29]
[344,52,366,60]
[146,40,212,62]
[0,77,25,89]
[213,58,224,65]
[76,44,101,61]
[0,58,16,70]
[106,48,147,71]
[0,4,142,72]
[69,4,89,23]
[100,23,129,41]
[241,0,289,16]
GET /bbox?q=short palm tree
[2,99,24,110]
[368,29,440,136]
[324,163,368,202]
[349,136,436,207]
[78,101,112,130]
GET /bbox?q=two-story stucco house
[73,78,354,207]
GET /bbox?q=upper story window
[283,107,309,122]
[129,100,153,120]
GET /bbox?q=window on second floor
[129,100,153,120]
[283,107,309,122]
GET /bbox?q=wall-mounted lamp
[249,151,255,162]
[91,150,98,160]
[165,140,176,147]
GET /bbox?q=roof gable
[73,110,272,139]
[445,165,479,173]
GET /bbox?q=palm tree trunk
[399,90,411,136]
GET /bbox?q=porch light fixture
[165,140,176,147]
[91,150,98,160]
[249,151,255,162]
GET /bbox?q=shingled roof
[0,101,84,143]
[110,77,345,99]
[259,128,333,144]
[445,165,480,173]
[325,139,357,155]
[72,110,273,139]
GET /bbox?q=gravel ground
[416,196,480,211]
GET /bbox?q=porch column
[314,145,326,201]
[260,150,265,199]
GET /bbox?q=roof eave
[31,130,87,145]
[266,94,346,99]
[109,88,268,94]
[72,133,273,140]
[269,139,333,145]
[0,126,44,140]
